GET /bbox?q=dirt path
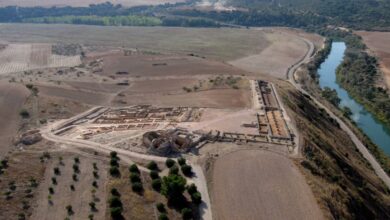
[287,37,390,189]
[211,149,324,220]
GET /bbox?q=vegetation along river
[318,42,390,155]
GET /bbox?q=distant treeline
[226,0,390,30]
[0,2,221,27]
[22,15,220,27]
[171,9,327,28]
[0,1,389,29]
[23,15,162,26]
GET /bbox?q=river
[318,42,390,155]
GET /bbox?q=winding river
[318,42,390,155]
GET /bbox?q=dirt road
[287,37,390,189]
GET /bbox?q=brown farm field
[210,149,324,220]
[0,81,29,156]
[0,0,184,7]
[112,78,252,108]
[356,31,390,88]
[0,24,270,61]
[100,54,246,77]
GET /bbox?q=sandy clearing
[229,30,308,78]
[211,149,324,220]
[356,31,390,88]
[0,81,29,156]
[0,0,184,7]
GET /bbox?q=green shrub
[108,196,122,208]
[169,166,179,175]
[132,182,143,192]
[109,167,120,177]
[181,208,192,220]
[129,164,140,173]
[110,188,120,197]
[152,179,162,191]
[110,207,123,219]
[159,213,169,220]
[187,183,198,194]
[19,109,30,118]
[130,173,141,183]
[191,192,202,205]
[178,158,186,166]
[165,158,175,168]
[156,202,166,213]
[147,161,158,171]
[150,170,159,179]
[181,164,192,177]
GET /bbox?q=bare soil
[100,54,245,78]
[112,78,251,108]
[211,149,324,220]
[36,84,112,106]
[356,31,390,88]
[0,81,29,156]
[229,30,308,78]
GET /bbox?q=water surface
[318,42,390,155]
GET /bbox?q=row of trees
[23,15,162,26]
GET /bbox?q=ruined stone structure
[143,129,199,156]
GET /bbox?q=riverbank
[296,37,390,176]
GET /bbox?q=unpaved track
[212,150,324,220]
[288,37,390,189]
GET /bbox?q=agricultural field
[0,24,269,61]
[0,0,184,7]
[0,44,81,75]
[0,81,29,155]
[210,149,324,220]
[356,31,390,88]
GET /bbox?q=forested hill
[225,0,390,29]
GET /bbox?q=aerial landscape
[0,0,389,220]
